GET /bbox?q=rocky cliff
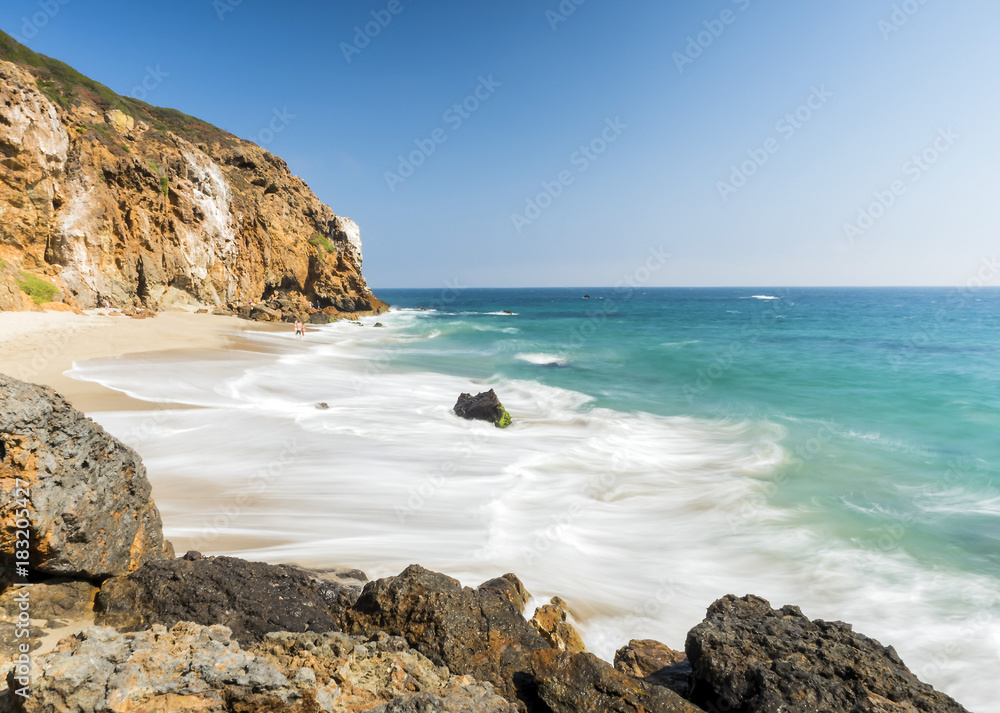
[0,31,383,314]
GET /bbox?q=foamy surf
[515,352,570,367]
[69,296,1000,712]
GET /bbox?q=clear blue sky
[3,1,998,288]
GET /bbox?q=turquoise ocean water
[75,287,1000,709]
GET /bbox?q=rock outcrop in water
[0,375,173,590]
[0,31,384,315]
[454,389,513,429]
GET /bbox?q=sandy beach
[0,309,280,412]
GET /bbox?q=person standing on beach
[294,320,305,339]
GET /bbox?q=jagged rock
[2,621,513,713]
[478,573,532,613]
[249,304,283,322]
[529,597,586,654]
[308,312,331,324]
[256,629,515,713]
[0,375,173,592]
[614,639,691,697]
[0,36,386,315]
[94,554,359,646]
[454,389,512,429]
[530,649,704,713]
[685,594,970,713]
[211,306,235,316]
[346,565,548,708]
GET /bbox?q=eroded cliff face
[0,48,382,313]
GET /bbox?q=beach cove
[6,287,996,711]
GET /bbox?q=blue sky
[2,1,998,288]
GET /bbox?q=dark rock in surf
[453,389,512,429]
[685,594,970,713]
[502,310,514,315]
[530,649,703,713]
[614,639,692,697]
[346,564,548,708]
[94,554,359,646]
[315,402,330,410]
[374,322,384,327]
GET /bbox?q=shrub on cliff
[14,271,57,305]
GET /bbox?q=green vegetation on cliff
[0,30,231,145]
[309,233,337,255]
[16,271,58,304]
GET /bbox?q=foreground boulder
[615,639,692,697]
[94,552,359,646]
[2,622,514,713]
[530,649,703,713]
[685,594,969,713]
[346,565,548,707]
[0,375,173,590]
[454,389,512,428]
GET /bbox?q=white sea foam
[747,295,780,300]
[515,352,570,367]
[70,317,999,712]
[660,340,700,348]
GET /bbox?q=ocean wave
[744,295,781,300]
[515,352,570,367]
[660,340,700,348]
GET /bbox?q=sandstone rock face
[0,375,173,588]
[2,622,514,713]
[685,594,969,713]
[614,639,692,697]
[346,565,548,707]
[0,34,382,314]
[530,649,704,713]
[94,552,359,646]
